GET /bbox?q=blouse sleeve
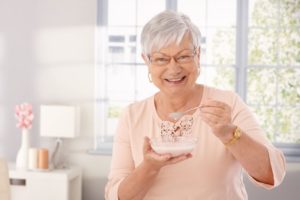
[231,92,286,189]
[105,107,135,200]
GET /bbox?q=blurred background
[0,0,299,199]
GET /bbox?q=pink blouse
[105,86,286,200]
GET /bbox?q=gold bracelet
[225,126,241,147]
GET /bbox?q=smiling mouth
[165,76,186,83]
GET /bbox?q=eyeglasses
[148,48,197,67]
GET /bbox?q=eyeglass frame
[147,47,199,67]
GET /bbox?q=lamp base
[51,138,67,169]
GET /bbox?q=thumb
[143,136,151,153]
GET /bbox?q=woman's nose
[167,57,182,73]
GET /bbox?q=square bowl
[150,136,198,157]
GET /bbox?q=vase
[16,129,30,170]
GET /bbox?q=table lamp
[40,105,80,169]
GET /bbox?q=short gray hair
[141,10,201,55]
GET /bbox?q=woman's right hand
[142,137,192,172]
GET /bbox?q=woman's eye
[157,58,167,61]
[177,55,190,60]
[154,58,169,63]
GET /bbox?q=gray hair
[141,10,201,55]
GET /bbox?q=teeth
[168,77,183,81]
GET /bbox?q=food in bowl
[150,136,197,157]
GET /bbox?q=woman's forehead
[152,35,194,55]
[152,41,194,55]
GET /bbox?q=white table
[9,165,82,200]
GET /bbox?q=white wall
[0,0,111,199]
[245,163,300,200]
[0,1,299,200]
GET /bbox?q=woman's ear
[142,53,152,74]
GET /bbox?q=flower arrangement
[15,103,34,129]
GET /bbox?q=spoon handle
[184,105,201,114]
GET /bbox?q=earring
[148,72,152,83]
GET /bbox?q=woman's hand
[199,99,236,143]
[142,137,192,172]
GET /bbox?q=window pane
[251,105,300,143]
[137,0,165,26]
[278,68,300,105]
[178,0,236,27]
[276,106,300,143]
[106,101,129,137]
[136,64,159,100]
[250,105,276,141]
[106,64,136,101]
[135,27,144,64]
[248,28,278,65]
[206,0,236,27]
[249,0,279,28]
[248,0,300,145]
[278,29,300,65]
[204,28,235,65]
[109,35,125,42]
[248,67,300,144]
[178,0,206,27]
[247,68,276,105]
[107,27,137,63]
[198,66,235,90]
[108,0,136,26]
[279,0,300,28]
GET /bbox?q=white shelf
[9,165,82,200]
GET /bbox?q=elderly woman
[105,10,285,200]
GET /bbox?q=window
[247,0,300,144]
[94,0,300,159]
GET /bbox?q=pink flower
[15,103,34,129]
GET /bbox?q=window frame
[91,0,300,162]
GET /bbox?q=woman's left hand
[199,99,236,142]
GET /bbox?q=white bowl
[150,136,197,157]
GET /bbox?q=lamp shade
[40,105,80,138]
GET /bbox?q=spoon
[169,105,202,121]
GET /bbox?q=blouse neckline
[151,84,207,124]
